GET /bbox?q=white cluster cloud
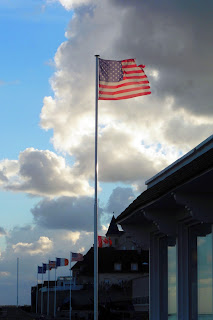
[12,236,53,255]
[40,0,213,193]
[63,231,81,244]
[47,0,93,10]
[0,148,93,197]
[0,271,10,277]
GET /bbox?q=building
[31,216,149,318]
[106,215,144,251]
[116,135,213,319]
[31,278,83,315]
[72,216,149,316]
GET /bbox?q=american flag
[71,252,84,262]
[99,58,151,100]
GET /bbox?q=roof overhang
[116,135,213,229]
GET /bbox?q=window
[114,263,122,271]
[197,232,213,318]
[131,263,138,271]
[168,245,177,320]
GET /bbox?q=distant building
[31,215,149,318]
[31,278,83,315]
[71,215,149,316]
[106,215,142,251]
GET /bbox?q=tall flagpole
[47,263,50,316]
[41,266,44,314]
[94,54,100,320]
[36,267,38,313]
[54,260,57,318]
[69,252,72,320]
[17,257,19,308]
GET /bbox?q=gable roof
[106,215,122,236]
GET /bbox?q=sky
[0,0,212,306]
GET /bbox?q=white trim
[146,135,213,188]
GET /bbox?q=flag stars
[99,59,123,82]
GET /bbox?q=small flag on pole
[48,260,57,270]
[42,263,47,273]
[38,266,46,274]
[98,236,112,248]
[71,252,84,262]
[99,58,151,100]
[56,258,69,267]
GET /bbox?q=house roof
[116,137,213,223]
[106,215,123,236]
[72,247,148,275]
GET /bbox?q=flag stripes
[100,80,149,89]
[99,91,151,100]
[56,258,69,267]
[49,260,56,270]
[99,58,151,100]
[71,252,84,262]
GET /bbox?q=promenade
[0,306,35,319]
[0,306,67,320]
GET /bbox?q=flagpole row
[47,261,50,316]
[17,257,19,308]
[94,54,100,320]
[41,267,43,314]
[36,267,38,314]
[54,259,57,318]
[70,252,72,320]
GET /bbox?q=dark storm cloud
[110,0,213,116]
[105,187,135,217]
[31,196,103,231]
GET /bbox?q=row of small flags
[38,252,84,274]
[37,236,112,274]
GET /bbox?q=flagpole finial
[95,54,100,57]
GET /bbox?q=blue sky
[0,0,71,229]
[0,0,212,306]
[0,0,71,159]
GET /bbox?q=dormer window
[131,263,138,271]
[114,263,122,271]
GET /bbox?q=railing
[40,284,83,292]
